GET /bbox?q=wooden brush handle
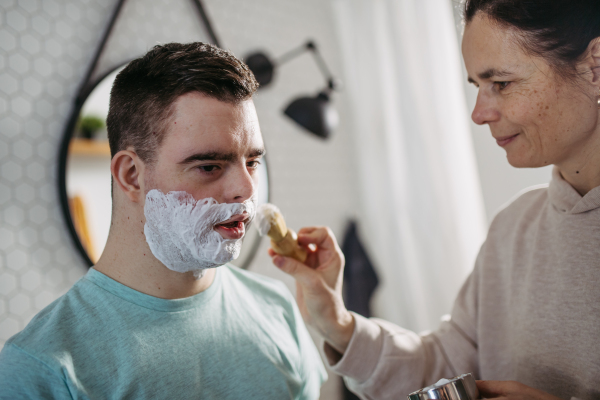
[266,212,288,242]
[270,229,308,263]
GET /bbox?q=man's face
[143,92,264,239]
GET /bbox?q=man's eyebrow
[248,148,266,158]
[468,68,513,83]
[179,148,266,164]
[179,152,237,164]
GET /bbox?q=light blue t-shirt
[0,265,327,399]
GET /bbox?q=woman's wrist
[325,311,356,354]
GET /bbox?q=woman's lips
[495,133,519,147]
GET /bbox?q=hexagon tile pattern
[0,0,117,345]
[0,0,213,346]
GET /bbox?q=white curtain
[332,0,487,333]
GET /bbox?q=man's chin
[192,269,208,279]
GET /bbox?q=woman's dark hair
[463,0,600,79]
[107,42,259,164]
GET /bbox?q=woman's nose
[471,90,500,125]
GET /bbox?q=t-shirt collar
[85,267,222,312]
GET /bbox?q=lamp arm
[275,40,337,90]
[308,43,336,89]
[275,43,311,66]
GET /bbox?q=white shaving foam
[143,189,256,278]
[255,203,281,236]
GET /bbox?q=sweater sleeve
[324,258,482,399]
[0,343,73,400]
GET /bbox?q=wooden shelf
[69,139,111,157]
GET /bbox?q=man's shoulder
[3,273,93,356]
[0,340,72,398]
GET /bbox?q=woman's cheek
[503,101,529,124]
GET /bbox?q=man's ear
[111,149,145,203]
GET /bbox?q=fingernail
[274,256,284,268]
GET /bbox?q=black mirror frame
[58,0,128,267]
[57,0,268,269]
[58,64,131,267]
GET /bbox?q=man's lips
[216,213,249,227]
[214,214,249,240]
[495,133,519,147]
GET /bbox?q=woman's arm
[269,226,355,353]
[269,227,480,397]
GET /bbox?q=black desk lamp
[245,41,339,139]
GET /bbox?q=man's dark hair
[463,0,600,80]
[106,42,259,164]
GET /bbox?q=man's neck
[94,215,216,299]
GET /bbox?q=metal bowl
[407,373,479,400]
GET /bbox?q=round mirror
[60,64,270,269]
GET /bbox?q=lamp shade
[245,52,275,87]
[283,92,338,139]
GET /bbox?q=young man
[0,43,326,399]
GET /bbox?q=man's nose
[471,90,500,125]
[225,164,256,203]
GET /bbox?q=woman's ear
[111,149,145,203]
[586,37,600,86]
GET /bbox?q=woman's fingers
[477,380,515,397]
[297,226,339,250]
[271,254,318,286]
[297,226,318,235]
[476,381,562,400]
[268,246,320,269]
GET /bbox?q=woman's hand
[477,380,562,400]
[268,226,355,354]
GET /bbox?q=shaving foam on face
[255,203,280,236]
[143,189,256,278]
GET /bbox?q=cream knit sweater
[327,168,600,400]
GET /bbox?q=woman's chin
[505,153,550,169]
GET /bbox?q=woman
[269,1,600,399]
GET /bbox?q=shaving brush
[255,204,307,263]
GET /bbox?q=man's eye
[198,165,218,172]
[494,81,510,90]
[247,160,261,169]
